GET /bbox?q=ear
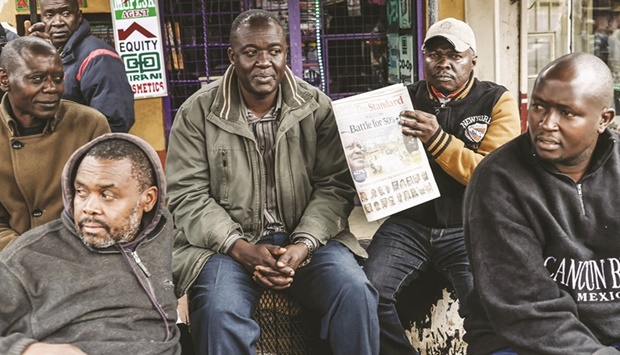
[141,186,158,213]
[227,47,235,65]
[470,50,478,68]
[0,68,8,93]
[598,107,615,133]
[77,9,83,24]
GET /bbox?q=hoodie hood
[61,133,166,248]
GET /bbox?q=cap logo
[440,22,453,30]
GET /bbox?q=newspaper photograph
[332,83,440,222]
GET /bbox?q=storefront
[524,0,620,125]
[159,0,400,132]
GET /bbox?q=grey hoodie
[0,133,180,355]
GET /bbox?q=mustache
[535,133,560,144]
[432,72,455,79]
[78,217,110,232]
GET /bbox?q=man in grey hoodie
[0,133,180,355]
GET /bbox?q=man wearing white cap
[364,18,521,354]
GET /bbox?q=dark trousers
[188,235,380,355]
[364,216,473,355]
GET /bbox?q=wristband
[295,238,315,268]
[295,238,315,259]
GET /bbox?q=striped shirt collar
[217,65,305,122]
[244,86,283,123]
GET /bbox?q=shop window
[572,0,620,116]
[526,0,568,96]
[323,1,388,98]
[160,0,391,134]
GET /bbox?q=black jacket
[396,78,520,228]
[464,131,620,355]
[61,20,134,132]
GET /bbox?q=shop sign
[399,35,414,85]
[110,0,167,99]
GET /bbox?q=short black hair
[0,36,57,72]
[229,9,284,41]
[84,139,155,192]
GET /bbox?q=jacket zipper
[132,251,152,277]
[120,226,172,341]
[576,183,586,216]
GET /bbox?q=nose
[540,111,559,130]
[42,77,61,94]
[49,13,63,25]
[81,195,102,215]
[435,55,451,68]
[255,50,272,67]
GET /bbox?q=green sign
[110,0,167,99]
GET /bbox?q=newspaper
[332,83,440,222]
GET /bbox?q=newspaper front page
[333,84,440,222]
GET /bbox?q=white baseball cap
[423,18,476,54]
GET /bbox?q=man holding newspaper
[363,18,521,354]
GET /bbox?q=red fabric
[76,49,121,81]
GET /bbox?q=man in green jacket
[166,9,379,355]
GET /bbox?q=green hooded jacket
[166,66,367,297]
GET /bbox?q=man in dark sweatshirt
[464,52,620,354]
[0,133,180,355]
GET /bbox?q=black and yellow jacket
[398,77,521,228]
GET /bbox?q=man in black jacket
[363,18,521,354]
[28,0,134,132]
[464,53,620,354]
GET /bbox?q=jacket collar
[0,94,59,136]
[213,65,312,123]
[60,19,91,63]
[427,72,476,102]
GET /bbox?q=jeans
[364,216,474,355]
[188,235,380,355]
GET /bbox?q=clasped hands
[229,240,309,290]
